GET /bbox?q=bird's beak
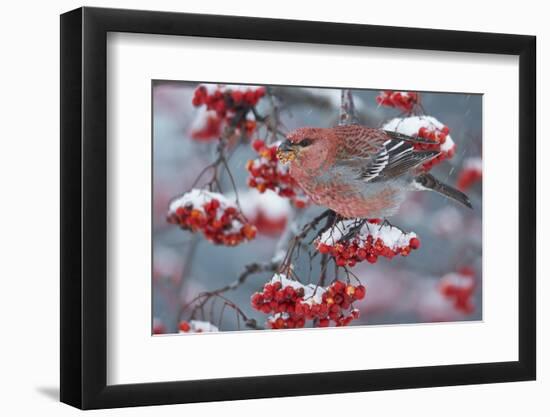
[277,140,298,163]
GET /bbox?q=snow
[271,274,326,305]
[179,320,219,334]
[189,106,214,131]
[198,83,262,94]
[168,189,234,214]
[463,157,483,172]
[268,312,290,321]
[231,189,291,220]
[254,190,291,219]
[440,135,455,152]
[190,320,219,332]
[249,156,290,176]
[440,272,474,289]
[319,220,416,250]
[383,115,443,135]
[382,115,456,152]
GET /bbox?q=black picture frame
[60,6,536,410]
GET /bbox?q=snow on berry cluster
[250,274,365,329]
[189,107,224,141]
[246,139,309,208]
[376,91,420,113]
[167,189,257,246]
[315,220,421,267]
[190,84,265,140]
[232,189,291,236]
[178,320,219,334]
[457,157,482,191]
[383,116,456,171]
[439,267,476,314]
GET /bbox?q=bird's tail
[414,173,473,209]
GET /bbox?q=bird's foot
[340,218,368,241]
[309,210,339,243]
[378,218,395,231]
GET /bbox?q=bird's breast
[290,164,406,218]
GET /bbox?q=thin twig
[339,89,359,126]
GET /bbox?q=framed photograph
[60,6,536,409]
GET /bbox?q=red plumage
[278,125,471,218]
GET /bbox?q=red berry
[251,293,263,306]
[284,286,296,299]
[255,87,266,98]
[318,243,330,254]
[231,90,243,103]
[252,139,265,152]
[179,321,191,332]
[409,237,421,250]
[354,285,366,300]
[336,257,347,267]
[332,280,346,293]
[293,199,306,209]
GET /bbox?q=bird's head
[277,127,335,170]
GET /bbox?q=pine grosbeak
[277,125,472,218]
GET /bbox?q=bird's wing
[333,125,440,182]
[361,143,439,182]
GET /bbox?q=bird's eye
[299,138,313,147]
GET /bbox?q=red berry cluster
[190,112,223,141]
[315,221,420,267]
[250,277,364,329]
[439,267,476,314]
[167,191,257,246]
[252,211,288,236]
[457,158,482,191]
[191,85,264,140]
[415,125,456,171]
[416,125,450,147]
[237,189,291,236]
[179,321,193,333]
[376,91,419,113]
[246,139,309,208]
[193,85,265,111]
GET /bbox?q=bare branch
[339,89,359,126]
